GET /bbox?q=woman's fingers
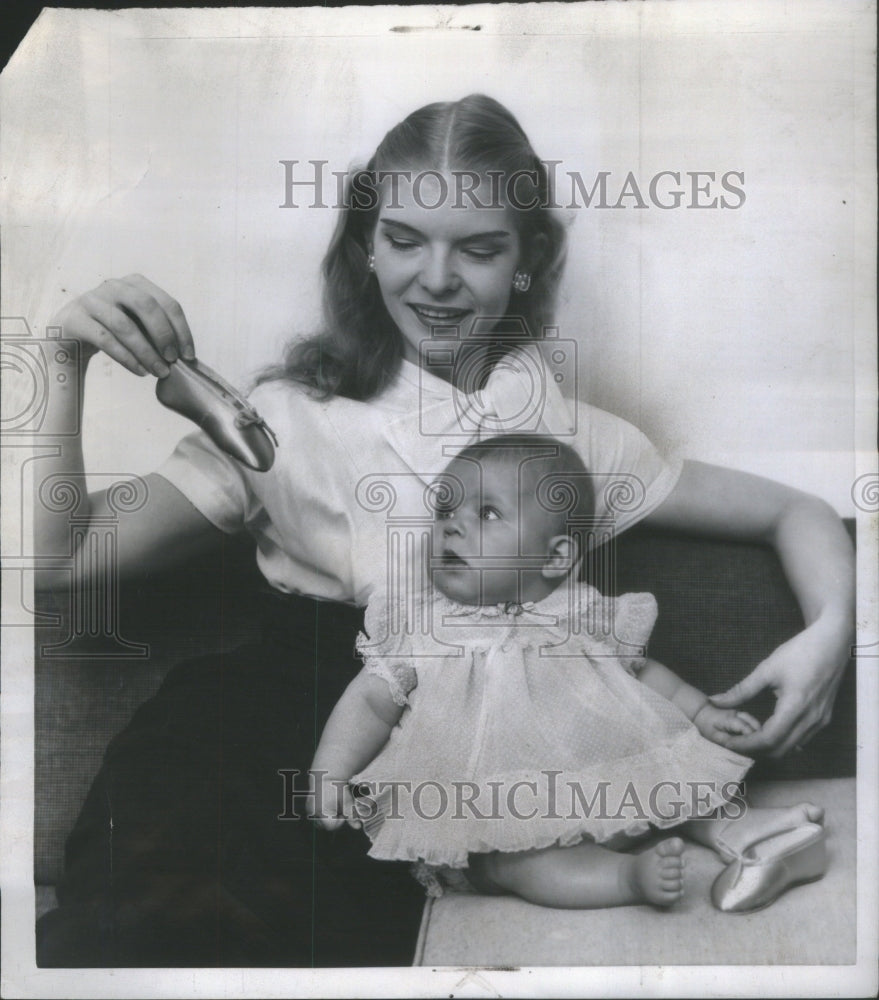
[61,275,197,375]
[735,711,761,732]
[759,687,833,757]
[112,275,182,364]
[708,668,768,708]
[120,274,196,361]
[89,324,151,377]
[79,291,170,375]
[726,695,809,756]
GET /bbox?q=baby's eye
[479,506,502,521]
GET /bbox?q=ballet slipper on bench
[414,777,855,966]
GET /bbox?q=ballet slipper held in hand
[51,274,196,377]
[155,356,278,471]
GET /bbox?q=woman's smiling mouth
[408,303,472,328]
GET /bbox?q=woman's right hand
[53,274,196,378]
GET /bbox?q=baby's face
[430,457,559,605]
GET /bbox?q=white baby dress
[351,583,752,879]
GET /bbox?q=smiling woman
[263,96,567,400]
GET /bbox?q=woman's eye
[479,506,502,521]
[434,507,455,521]
[462,247,501,262]
[385,234,419,252]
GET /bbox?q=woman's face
[370,172,523,370]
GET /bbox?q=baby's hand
[693,703,761,748]
[307,772,361,831]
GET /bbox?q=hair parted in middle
[262,94,568,401]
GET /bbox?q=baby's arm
[637,658,760,747]
[310,669,405,830]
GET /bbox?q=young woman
[35,95,854,966]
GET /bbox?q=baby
[310,435,826,911]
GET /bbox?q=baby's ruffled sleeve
[609,592,659,675]
[355,601,418,707]
[576,586,659,675]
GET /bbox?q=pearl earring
[512,271,531,293]
[367,252,375,272]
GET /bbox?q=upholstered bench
[35,525,857,965]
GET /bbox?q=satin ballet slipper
[711,823,827,913]
[712,807,824,864]
[155,357,278,471]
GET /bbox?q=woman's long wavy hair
[259,94,568,401]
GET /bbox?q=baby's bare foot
[716,802,824,859]
[628,837,685,907]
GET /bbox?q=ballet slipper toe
[711,823,827,913]
[156,358,277,471]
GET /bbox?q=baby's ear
[542,534,579,580]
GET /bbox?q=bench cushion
[414,777,856,966]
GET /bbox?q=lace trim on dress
[356,635,418,706]
[410,860,476,898]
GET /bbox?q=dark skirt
[36,590,425,967]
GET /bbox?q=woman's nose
[418,248,458,297]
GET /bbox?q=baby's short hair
[446,434,595,527]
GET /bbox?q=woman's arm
[309,669,405,830]
[35,276,223,590]
[645,460,855,756]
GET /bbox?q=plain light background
[1,2,875,513]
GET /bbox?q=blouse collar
[381,345,577,483]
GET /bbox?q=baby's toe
[656,837,685,858]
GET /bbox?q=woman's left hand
[648,460,855,759]
[708,618,851,757]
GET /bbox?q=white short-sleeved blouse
[156,351,682,607]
